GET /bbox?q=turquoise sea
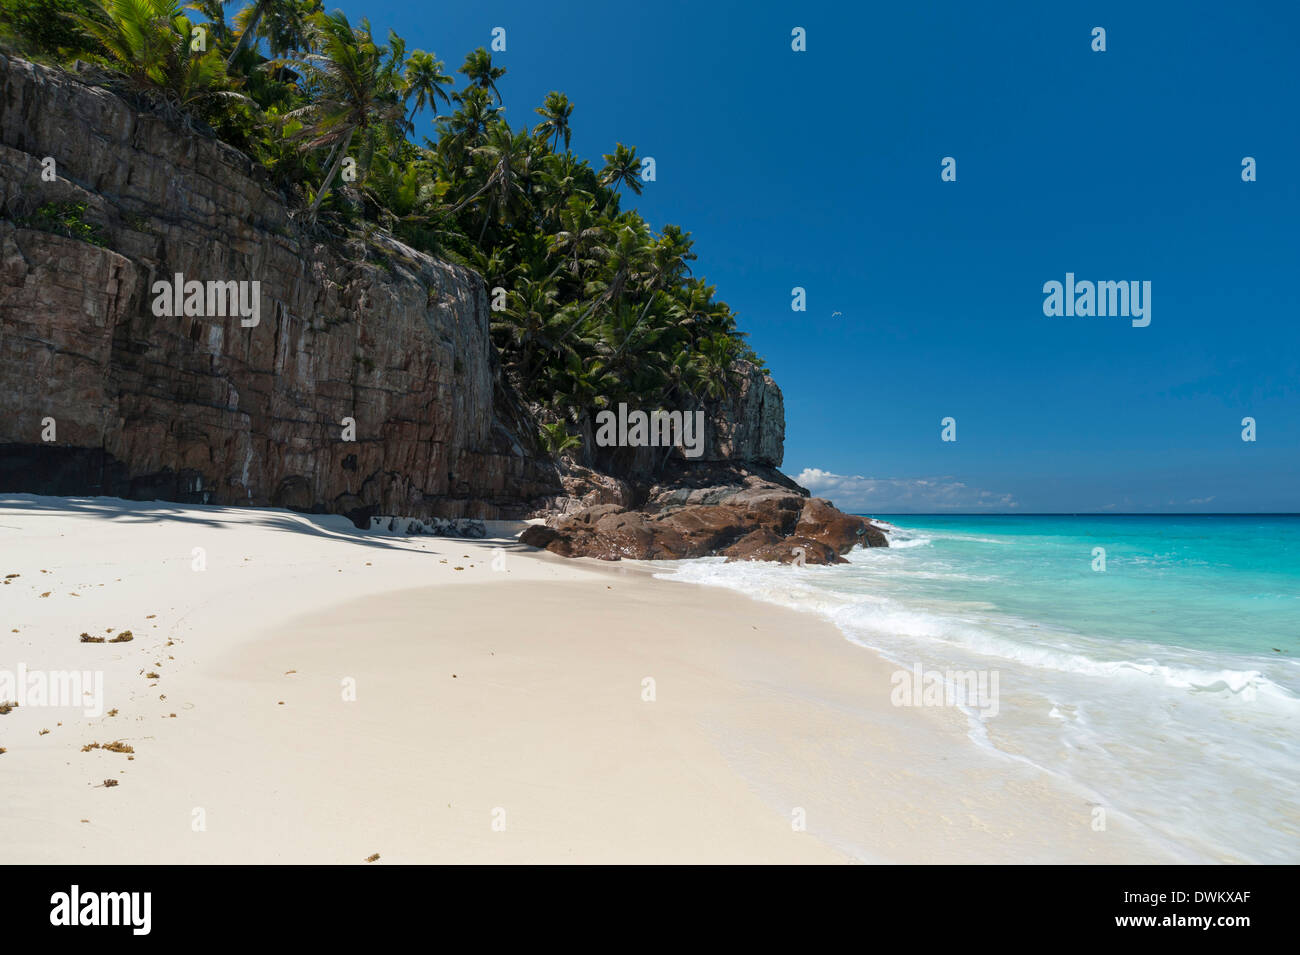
[661,515,1300,863]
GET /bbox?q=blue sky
[360,0,1298,513]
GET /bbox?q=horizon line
[853,512,1300,517]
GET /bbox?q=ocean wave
[888,531,1010,545]
[883,537,932,549]
[658,556,1300,708]
[838,610,1297,704]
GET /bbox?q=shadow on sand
[0,494,538,558]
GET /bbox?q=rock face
[0,54,560,520]
[520,468,889,563]
[569,359,786,479]
[697,360,784,466]
[0,55,842,557]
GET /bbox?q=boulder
[725,535,845,565]
[520,479,888,563]
[795,497,890,553]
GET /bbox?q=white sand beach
[0,495,1181,864]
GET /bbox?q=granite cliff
[0,55,882,559]
[0,54,566,520]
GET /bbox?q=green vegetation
[0,0,104,61]
[1,0,767,446]
[538,421,581,456]
[20,201,106,246]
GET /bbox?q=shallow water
[658,515,1300,863]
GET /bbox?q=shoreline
[1,495,1181,863]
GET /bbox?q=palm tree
[380,28,406,94]
[457,47,505,102]
[227,0,276,66]
[538,421,581,456]
[404,50,453,125]
[655,226,696,281]
[288,10,405,224]
[590,220,653,307]
[260,0,319,58]
[185,0,232,46]
[609,228,696,362]
[548,196,605,283]
[435,87,500,162]
[494,277,559,383]
[363,153,422,217]
[532,91,573,151]
[618,225,695,357]
[535,153,590,228]
[468,245,518,290]
[602,293,664,365]
[696,333,741,399]
[78,0,241,111]
[450,121,536,241]
[547,349,616,417]
[655,347,704,406]
[599,142,642,196]
[549,220,650,352]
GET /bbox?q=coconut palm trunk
[308,127,354,223]
[226,0,270,68]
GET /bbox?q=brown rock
[718,526,783,559]
[649,504,752,556]
[576,503,627,525]
[518,524,561,550]
[795,497,889,553]
[523,483,886,563]
[726,536,845,565]
[591,510,659,560]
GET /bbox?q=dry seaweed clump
[0,701,17,715]
[365,853,380,863]
[82,741,134,754]
[101,779,118,788]
[83,630,134,643]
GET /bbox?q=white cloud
[794,468,1017,514]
